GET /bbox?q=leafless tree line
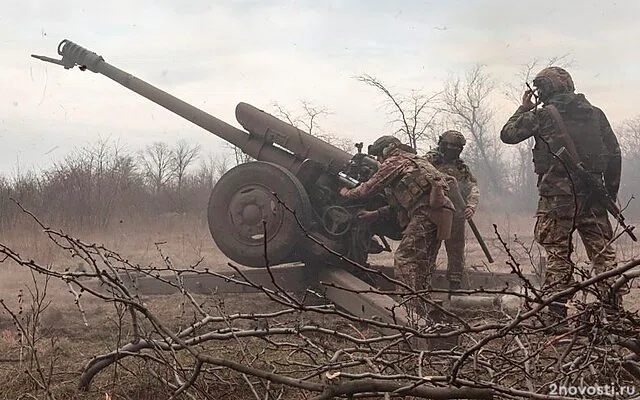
[616,116,640,217]
[357,63,531,203]
[4,54,640,236]
[0,138,231,232]
[0,199,638,399]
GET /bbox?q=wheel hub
[228,186,281,245]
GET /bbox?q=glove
[357,210,380,222]
[463,205,475,220]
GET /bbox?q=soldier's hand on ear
[522,89,538,111]
[339,187,350,197]
[463,205,475,220]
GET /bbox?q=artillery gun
[32,39,403,269]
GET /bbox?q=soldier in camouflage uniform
[339,135,455,315]
[425,130,480,291]
[499,66,622,320]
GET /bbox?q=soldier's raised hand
[521,89,538,111]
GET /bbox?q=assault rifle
[447,179,494,263]
[555,146,637,242]
[525,82,541,112]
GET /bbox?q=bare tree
[169,139,201,213]
[617,116,640,157]
[138,142,174,195]
[37,138,138,229]
[615,115,640,218]
[355,74,442,150]
[0,169,42,231]
[0,175,12,231]
[224,143,253,167]
[502,54,575,106]
[442,64,505,195]
[87,138,137,228]
[506,144,538,209]
[195,151,230,191]
[272,100,330,136]
[272,100,355,153]
[171,139,201,190]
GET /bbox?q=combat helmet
[368,135,402,157]
[437,130,466,161]
[438,130,466,147]
[533,66,575,102]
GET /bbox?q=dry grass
[0,209,638,399]
[0,212,222,274]
[0,292,303,399]
[0,213,231,398]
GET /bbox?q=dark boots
[448,280,461,300]
[548,301,568,320]
[537,299,570,332]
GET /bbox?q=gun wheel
[208,161,313,267]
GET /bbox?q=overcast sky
[2,0,639,176]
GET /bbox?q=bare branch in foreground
[0,201,638,399]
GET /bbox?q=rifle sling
[545,104,581,163]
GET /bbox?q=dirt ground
[0,210,638,399]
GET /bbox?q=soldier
[499,66,622,322]
[339,135,455,316]
[425,130,480,292]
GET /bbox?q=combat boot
[601,292,624,322]
[535,301,570,333]
[548,302,568,320]
[426,299,446,323]
[448,280,461,300]
[605,290,624,309]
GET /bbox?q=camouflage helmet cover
[368,135,401,156]
[533,66,575,94]
[439,130,466,147]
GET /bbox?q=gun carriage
[33,39,404,270]
[33,40,534,345]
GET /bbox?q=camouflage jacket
[424,150,480,210]
[341,148,453,225]
[500,93,621,215]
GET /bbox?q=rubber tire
[207,161,313,267]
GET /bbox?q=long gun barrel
[31,39,395,269]
[32,39,375,179]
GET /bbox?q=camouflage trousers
[394,208,442,315]
[534,210,617,300]
[443,214,465,284]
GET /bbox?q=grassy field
[0,209,638,399]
